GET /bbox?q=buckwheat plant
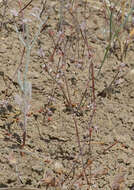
[12,7,48,147]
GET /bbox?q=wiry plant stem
[15,14,46,147]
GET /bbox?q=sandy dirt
[0,0,134,190]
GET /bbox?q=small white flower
[22,18,32,23]
[10,9,18,17]
[80,21,86,31]
[38,48,45,57]
[30,7,40,19]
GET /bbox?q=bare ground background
[0,0,134,189]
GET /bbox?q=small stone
[32,165,43,174]
[117,159,124,163]
[53,161,64,174]
[0,133,4,139]
[125,69,134,83]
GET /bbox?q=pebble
[125,69,134,83]
[32,165,43,173]
[53,161,64,174]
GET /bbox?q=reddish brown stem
[18,0,33,14]
[103,140,118,153]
